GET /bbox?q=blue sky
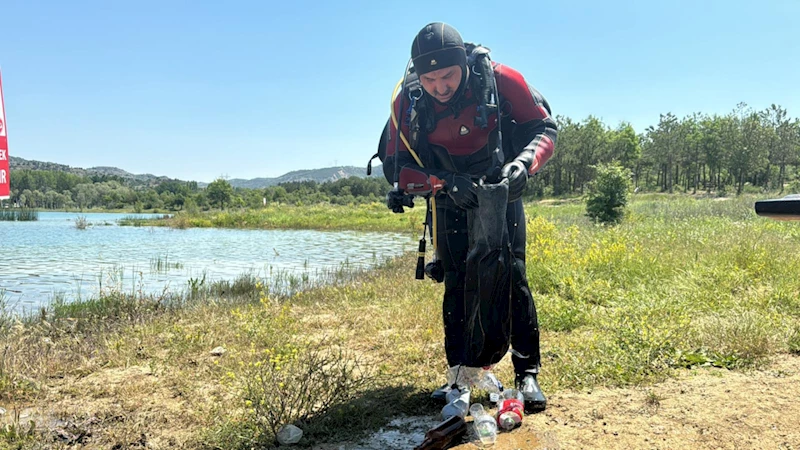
[2,0,798,183]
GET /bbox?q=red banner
[0,69,9,200]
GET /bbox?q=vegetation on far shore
[118,202,427,233]
[0,208,39,222]
[2,193,800,449]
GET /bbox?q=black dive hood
[411,22,469,106]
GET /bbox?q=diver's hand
[501,160,528,203]
[445,174,479,210]
[386,189,413,213]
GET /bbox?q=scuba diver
[375,22,557,413]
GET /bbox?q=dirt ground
[480,354,800,450]
[337,354,800,450]
[3,355,799,449]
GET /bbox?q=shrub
[585,162,633,224]
[240,337,382,446]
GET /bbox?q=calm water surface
[0,212,415,313]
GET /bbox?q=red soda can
[496,394,524,431]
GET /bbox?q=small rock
[0,407,5,415]
[210,346,226,356]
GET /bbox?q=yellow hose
[390,79,424,167]
[431,197,438,252]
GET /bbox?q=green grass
[119,202,427,233]
[2,193,800,449]
[521,194,800,388]
[149,254,184,273]
[119,214,172,226]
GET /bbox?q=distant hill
[9,156,174,187]
[9,156,382,189]
[226,166,379,189]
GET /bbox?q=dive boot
[516,374,547,413]
[431,383,453,402]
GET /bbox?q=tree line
[1,170,391,211]
[533,102,800,197]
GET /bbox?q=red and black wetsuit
[382,62,558,376]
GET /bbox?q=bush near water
[0,208,38,221]
[2,193,800,448]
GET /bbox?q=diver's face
[420,65,462,103]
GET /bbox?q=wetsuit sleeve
[495,64,558,175]
[386,91,451,191]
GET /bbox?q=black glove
[386,189,414,213]
[501,160,528,203]
[445,174,479,210]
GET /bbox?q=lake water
[0,212,416,314]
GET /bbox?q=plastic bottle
[276,424,303,445]
[469,403,498,446]
[496,389,524,431]
[475,371,504,403]
[414,415,468,450]
[441,386,470,420]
